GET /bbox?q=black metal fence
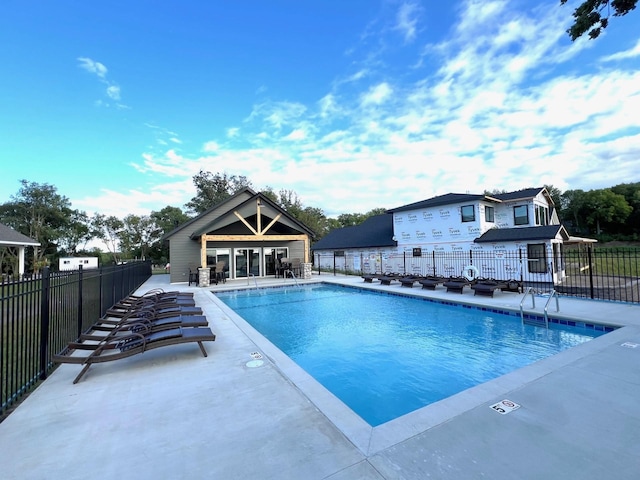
[314,246,640,303]
[1,261,152,421]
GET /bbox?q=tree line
[0,175,638,275]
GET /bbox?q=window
[514,205,529,225]
[535,205,548,226]
[484,206,494,222]
[461,205,475,222]
[527,243,548,273]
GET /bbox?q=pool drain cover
[246,360,264,368]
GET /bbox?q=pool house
[163,188,315,285]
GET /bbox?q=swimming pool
[215,284,608,426]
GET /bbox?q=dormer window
[514,205,529,225]
[461,205,475,222]
[535,205,548,226]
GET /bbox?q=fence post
[432,251,436,276]
[333,252,336,276]
[77,265,84,338]
[39,266,51,380]
[518,248,524,283]
[587,245,595,299]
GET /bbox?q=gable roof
[312,214,395,250]
[0,223,40,247]
[190,190,316,238]
[492,187,547,203]
[387,187,547,213]
[474,225,569,243]
[163,187,315,240]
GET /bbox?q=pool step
[522,315,548,328]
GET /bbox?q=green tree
[57,210,94,255]
[91,214,124,263]
[0,180,74,267]
[185,171,253,215]
[148,206,191,264]
[118,214,161,261]
[582,188,632,234]
[560,189,588,234]
[561,0,638,40]
[611,182,640,237]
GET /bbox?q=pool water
[216,284,606,426]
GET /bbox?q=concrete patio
[1,273,639,479]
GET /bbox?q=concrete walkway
[1,274,639,479]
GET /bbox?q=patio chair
[188,268,199,286]
[124,288,194,302]
[214,261,226,284]
[399,275,421,288]
[471,279,508,297]
[113,294,196,310]
[500,279,523,293]
[443,276,471,294]
[87,314,209,334]
[417,276,446,290]
[104,304,203,319]
[277,258,290,278]
[53,326,217,384]
[378,273,402,286]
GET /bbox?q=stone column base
[198,268,211,287]
[302,263,312,280]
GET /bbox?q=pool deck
[2,273,640,479]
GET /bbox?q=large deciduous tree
[91,214,124,264]
[582,189,632,234]
[561,0,638,40]
[185,171,253,215]
[0,180,74,266]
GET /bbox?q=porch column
[18,246,25,276]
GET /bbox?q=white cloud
[601,39,640,62]
[361,82,393,106]
[395,3,420,43]
[106,85,120,101]
[77,57,127,107]
[119,0,640,219]
[77,57,108,78]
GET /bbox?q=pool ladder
[284,269,300,287]
[520,287,560,329]
[248,273,262,293]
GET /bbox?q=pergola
[0,223,40,278]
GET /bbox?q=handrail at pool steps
[521,287,546,328]
[543,290,560,327]
[283,269,300,287]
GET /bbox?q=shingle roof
[0,223,40,246]
[312,214,396,250]
[387,193,486,213]
[474,225,568,243]
[386,187,546,213]
[492,187,544,202]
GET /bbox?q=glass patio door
[234,248,260,278]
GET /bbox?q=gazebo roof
[0,223,40,247]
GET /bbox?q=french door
[234,248,260,278]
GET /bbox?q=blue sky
[2,0,639,219]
